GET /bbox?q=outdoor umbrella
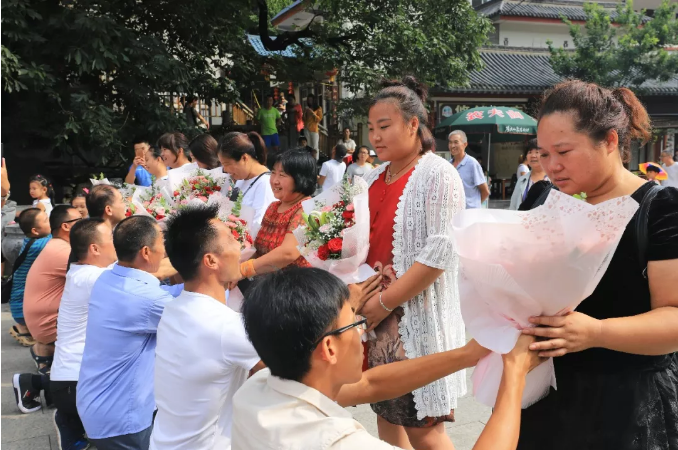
[434,106,538,169]
[639,162,668,180]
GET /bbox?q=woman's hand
[348,274,382,312]
[521,311,603,358]
[360,294,391,332]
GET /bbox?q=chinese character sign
[488,108,504,118]
[507,110,524,120]
[466,111,484,121]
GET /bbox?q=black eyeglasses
[63,217,83,224]
[313,318,367,347]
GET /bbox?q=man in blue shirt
[76,216,182,450]
[124,138,153,186]
[449,130,490,209]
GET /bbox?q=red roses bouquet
[293,177,374,284]
[131,186,174,221]
[168,168,231,205]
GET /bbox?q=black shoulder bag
[2,238,36,304]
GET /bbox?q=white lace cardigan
[363,152,467,419]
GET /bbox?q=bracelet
[239,260,257,279]
[379,291,393,312]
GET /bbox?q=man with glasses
[234,267,544,450]
[23,205,82,374]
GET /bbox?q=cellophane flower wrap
[214,191,256,261]
[168,167,232,206]
[132,185,174,221]
[452,190,639,408]
[293,177,374,284]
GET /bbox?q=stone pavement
[2,304,489,449]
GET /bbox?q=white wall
[498,21,573,48]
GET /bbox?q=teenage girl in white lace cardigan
[358,77,467,450]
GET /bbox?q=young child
[71,192,89,218]
[29,175,55,217]
[8,208,52,346]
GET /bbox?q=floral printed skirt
[368,306,455,428]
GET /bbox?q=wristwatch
[1,190,10,202]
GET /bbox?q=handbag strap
[12,238,36,276]
[635,184,664,279]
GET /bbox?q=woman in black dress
[518,80,678,450]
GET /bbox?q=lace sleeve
[415,164,465,270]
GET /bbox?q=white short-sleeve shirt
[319,160,347,191]
[150,290,260,450]
[50,264,110,382]
[234,173,275,239]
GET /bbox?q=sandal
[29,346,53,375]
[10,326,36,347]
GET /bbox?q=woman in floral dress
[359,77,467,450]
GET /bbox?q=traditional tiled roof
[476,0,650,22]
[247,34,312,58]
[435,48,678,96]
[271,0,304,25]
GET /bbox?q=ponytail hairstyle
[157,132,191,160]
[368,76,435,154]
[218,131,267,166]
[189,134,220,169]
[29,174,55,205]
[539,80,651,163]
[148,145,163,160]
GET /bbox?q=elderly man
[233,267,543,450]
[448,130,490,209]
[77,216,183,450]
[23,205,82,372]
[660,150,678,188]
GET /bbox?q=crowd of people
[1,76,676,450]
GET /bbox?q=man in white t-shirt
[13,218,117,448]
[151,204,263,450]
[319,144,348,191]
[660,150,678,189]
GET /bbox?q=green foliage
[2,0,259,166]
[548,0,678,90]
[265,0,492,116]
[2,0,490,166]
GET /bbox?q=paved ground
[1,304,489,450]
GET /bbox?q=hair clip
[83,188,90,194]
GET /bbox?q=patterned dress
[366,167,455,428]
[254,200,311,268]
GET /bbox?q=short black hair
[186,95,197,104]
[646,165,661,173]
[70,218,106,262]
[49,205,77,238]
[133,136,151,146]
[298,136,308,144]
[18,208,43,235]
[334,144,347,162]
[164,204,222,281]
[525,138,539,157]
[271,149,317,196]
[266,94,274,100]
[113,216,159,262]
[86,185,119,219]
[242,268,349,381]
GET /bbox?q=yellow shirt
[303,107,323,133]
